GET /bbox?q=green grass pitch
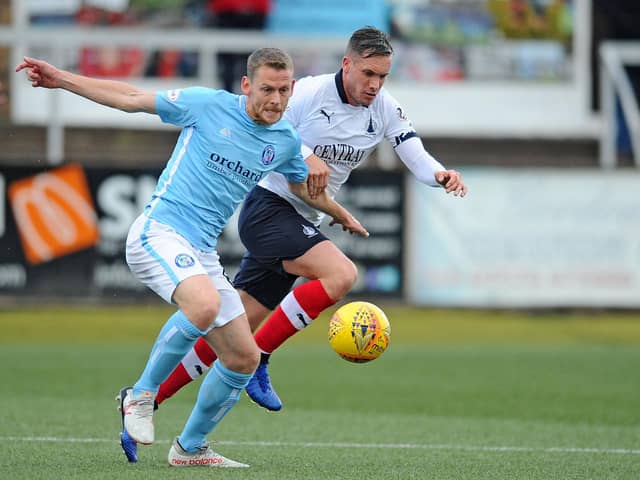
[1,304,639,479]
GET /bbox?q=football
[328,301,391,363]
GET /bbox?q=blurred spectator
[76,2,135,25]
[487,0,572,41]
[129,0,197,27]
[128,1,200,79]
[204,0,272,92]
[145,49,198,78]
[79,46,145,77]
[76,2,145,78]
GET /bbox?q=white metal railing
[1,25,347,164]
[599,41,640,169]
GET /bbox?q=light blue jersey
[144,87,308,251]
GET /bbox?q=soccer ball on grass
[328,301,391,363]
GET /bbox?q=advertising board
[0,165,404,299]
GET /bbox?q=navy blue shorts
[232,186,329,310]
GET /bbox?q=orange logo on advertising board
[8,164,99,265]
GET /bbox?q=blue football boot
[245,359,282,411]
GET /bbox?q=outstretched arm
[288,181,369,237]
[15,56,156,114]
[395,136,467,197]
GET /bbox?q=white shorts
[125,214,244,329]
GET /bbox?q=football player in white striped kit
[147,25,467,423]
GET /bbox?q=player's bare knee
[246,348,260,372]
[345,261,358,289]
[183,298,221,331]
[329,260,358,299]
[225,348,260,374]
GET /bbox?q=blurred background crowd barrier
[0,0,638,308]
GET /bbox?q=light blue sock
[133,310,206,395]
[178,360,253,452]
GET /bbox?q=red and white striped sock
[156,337,217,405]
[254,280,335,354]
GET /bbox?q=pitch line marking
[2,437,639,455]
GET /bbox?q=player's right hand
[305,154,329,199]
[15,57,61,89]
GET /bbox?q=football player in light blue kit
[16,48,367,468]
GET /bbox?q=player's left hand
[305,154,329,199]
[435,169,467,197]
[329,214,369,238]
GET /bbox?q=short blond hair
[247,48,294,80]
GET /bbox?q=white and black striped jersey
[258,70,444,225]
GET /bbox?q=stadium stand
[2,1,639,170]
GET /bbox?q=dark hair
[346,26,393,59]
[247,47,294,79]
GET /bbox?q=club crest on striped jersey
[261,144,275,165]
[175,253,195,268]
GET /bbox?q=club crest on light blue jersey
[167,89,181,102]
[175,253,195,268]
[261,144,275,165]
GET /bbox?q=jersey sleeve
[155,86,212,127]
[380,90,445,186]
[395,136,445,186]
[276,134,309,183]
[380,90,419,148]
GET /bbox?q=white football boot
[168,437,249,468]
[119,388,155,445]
